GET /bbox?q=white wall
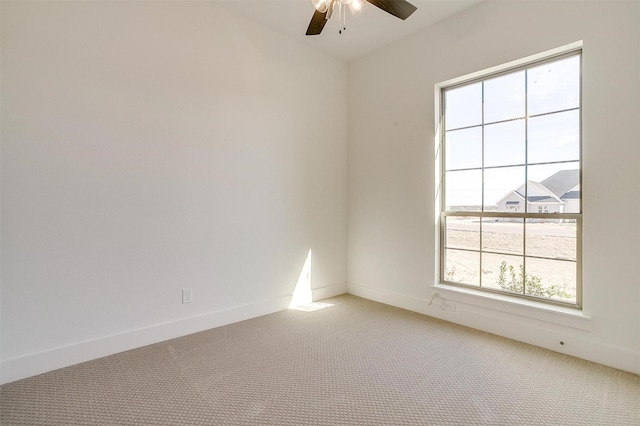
[348,1,640,374]
[3,0,638,385]
[1,1,348,383]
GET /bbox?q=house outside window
[439,49,582,308]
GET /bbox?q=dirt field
[444,219,577,301]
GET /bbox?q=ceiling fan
[306,0,417,36]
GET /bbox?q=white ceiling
[215,0,482,62]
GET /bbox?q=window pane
[525,258,576,303]
[482,218,523,255]
[484,71,525,123]
[527,162,580,214]
[446,127,482,170]
[446,169,482,211]
[445,216,479,250]
[484,120,526,167]
[445,83,482,130]
[440,51,581,306]
[484,166,525,211]
[482,253,524,292]
[526,219,577,261]
[528,110,580,164]
[444,249,479,286]
[528,55,580,116]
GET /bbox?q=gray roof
[542,170,579,199]
[526,196,559,203]
[499,170,580,206]
[515,181,563,204]
[562,190,580,200]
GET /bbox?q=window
[440,51,582,308]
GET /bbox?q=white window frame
[436,47,583,309]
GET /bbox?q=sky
[444,55,580,208]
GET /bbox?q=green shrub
[497,261,570,299]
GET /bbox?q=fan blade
[366,0,417,20]
[306,9,329,35]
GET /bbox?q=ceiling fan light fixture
[306,0,416,36]
[348,0,368,16]
[311,0,332,13]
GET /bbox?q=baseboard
[0,295,291,385]
[347,282,430,315]
[312,283,348,301]
[5,282,635,384]
[347,282,640,375]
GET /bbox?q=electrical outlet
[182,288,193,304]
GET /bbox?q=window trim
[436,44,583,309]
[430,281,591,331]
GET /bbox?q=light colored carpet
[1,294,639,425]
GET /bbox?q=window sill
[431,283,591,331]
